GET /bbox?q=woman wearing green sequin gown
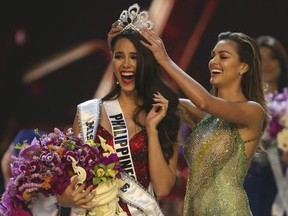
[140,29,268,215]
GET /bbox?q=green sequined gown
[183,115,252,216]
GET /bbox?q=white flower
[280,109,288,128]
[73,179,126,216]
[277,128,288,152]
[264,87,288,142]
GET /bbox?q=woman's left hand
[107,20,123,49]
[146,92,168,130]
[57,177,96,209]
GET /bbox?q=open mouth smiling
[121,71,135,83]
[211,69,222,75]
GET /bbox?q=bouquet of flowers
[263,87,288,152]
[0,128,125,216]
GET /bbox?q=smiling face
[208,40,248,90]
[112,37,137,94]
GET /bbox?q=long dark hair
[256,35,288,93]
[217,31,268,130]
[103,29,180,162]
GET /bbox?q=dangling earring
[116,81,119,85]
[263,82,269,92]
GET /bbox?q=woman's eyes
[114,53,137,60]
[114,54,122,59]
[220,55,229,59]
[209,55,229,60]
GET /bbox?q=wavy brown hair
[216,31,269,131]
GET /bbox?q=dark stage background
[1,0,288,213]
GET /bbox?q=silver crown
[118,3,154,31]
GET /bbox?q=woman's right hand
[107,20,123,49]
[57,176,96,209]
[139,28,171,65]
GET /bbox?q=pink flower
[0,128,123,216]
[264,87,288,150]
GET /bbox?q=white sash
[267,146,288,216]
[119,173,164,216]
[103,100,137,180]
[77,99,102,142]
[77,99,164,216]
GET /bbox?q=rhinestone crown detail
[118,3,154,31]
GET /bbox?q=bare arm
[140,29,265,161]
[72,114,80,134]
[139,29,264,129]
[144,92,179,198]
[178,98,206,126]
[1,145,13,187]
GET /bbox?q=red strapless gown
[96,125,150,216]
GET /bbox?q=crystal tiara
[118,3,154,31]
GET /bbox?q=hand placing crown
[107,3,154,48]
[118,3,154,31]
